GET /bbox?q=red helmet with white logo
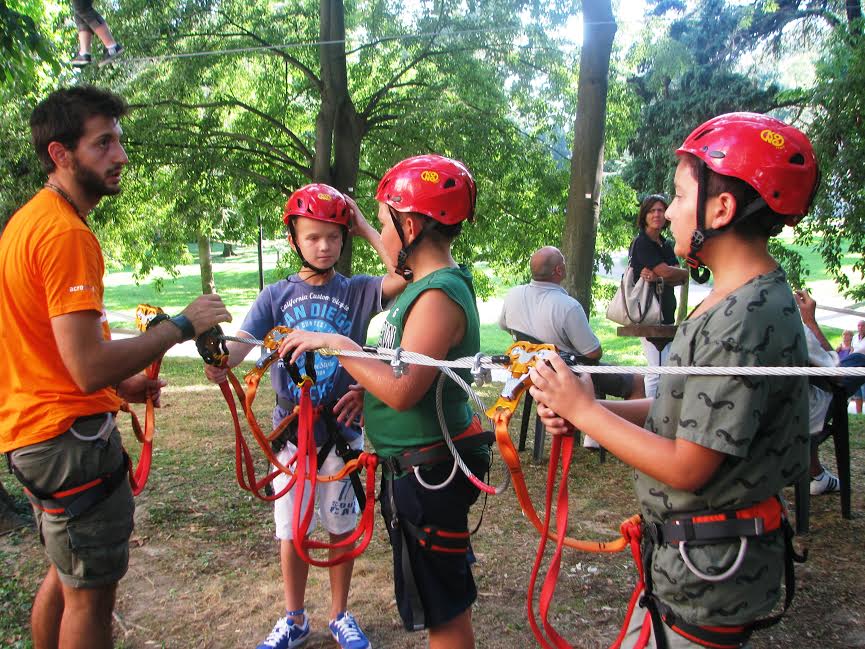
[676,112,819,223]
[282,183,350,227]
[375,154,477,225]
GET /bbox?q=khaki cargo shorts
[10,415,135,588]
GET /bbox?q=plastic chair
[793,384,851,534]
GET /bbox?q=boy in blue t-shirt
[204,183,404,649]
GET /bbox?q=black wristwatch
[168,314,196,342]
[146,312,195,342]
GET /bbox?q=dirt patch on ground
[3,375,864,648]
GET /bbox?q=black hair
[30,86,128,174]
[637,194,669,231]
[680,154,783,238]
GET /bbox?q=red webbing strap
[291,381,378,568]
[216,372,296,501]
[610,517,651,649]
[124,357,162,496]
[526,432,575,648]
[493,409,629,553]
[213,367,372,501]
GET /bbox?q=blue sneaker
[328,611,371,649]
[256,613,310,649]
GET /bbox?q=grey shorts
[592,367,634,399]
[71,0,105,31]
[10,416,134,589]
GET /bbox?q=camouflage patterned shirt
[634,267,808,626]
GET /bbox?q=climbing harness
[613,497,805,649]
[194,329,857,643]
[198,325,378,566]
[6,303,167,518]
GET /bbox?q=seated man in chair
[797,290,865,495]
[498,246,644,447]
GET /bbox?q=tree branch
[217,10,322,90]
[133,98,313,161]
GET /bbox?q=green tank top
[364,266,480,459]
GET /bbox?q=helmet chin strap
[684,161,768,285]
[390,208,429,282]
[685,161,712,285]
[287,218,347,277]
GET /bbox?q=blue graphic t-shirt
[241,273,383,444]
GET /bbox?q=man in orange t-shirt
[0,86,231,649]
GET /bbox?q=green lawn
[104,244,648,362]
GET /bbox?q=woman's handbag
[606,265,662,326]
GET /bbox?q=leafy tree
[54,0,639,299]
[0,0,61,227]
[803,22,865,299]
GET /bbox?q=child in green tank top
[279,155,486,649]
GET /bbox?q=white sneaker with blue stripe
[328,611,371,649]
[256,612,310,649]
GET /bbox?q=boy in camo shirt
[530,113,819,649]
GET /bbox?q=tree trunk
[847,0,862,33]
[221,242,236,257]
[0,482,27,534]
[561,0,617,314]
[198,233,216,295]
[316,0,366,277]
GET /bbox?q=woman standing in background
[629,194,689,397]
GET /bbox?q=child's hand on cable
[277,330,356,366]
[528,353,596,430]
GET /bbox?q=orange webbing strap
[493,408,628,553]
[291,380,378,568]
[493,406,653,649]
[217,369,297,501]
[213,366,372,501]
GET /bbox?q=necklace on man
[44,182,86,222]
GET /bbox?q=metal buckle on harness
[679,537,749,583]
[380,455,402,478]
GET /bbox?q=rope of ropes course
[219,334,865,377]
[104,15,681,67]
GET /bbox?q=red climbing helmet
[676,112,819,224]
[282,183,350,227]
[375,154,477,225]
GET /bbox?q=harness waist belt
[10,452,130,519]
[649,496,783,545]
[381,418,491,476]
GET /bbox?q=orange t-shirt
[0,189,121,453]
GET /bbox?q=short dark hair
[30,86,128,173]
[637,194,668,231]
[679,153,782,238]
[392,210,462,243]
